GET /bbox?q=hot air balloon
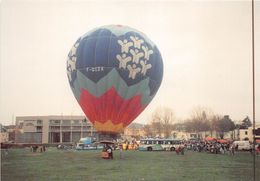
[66,25,163,138]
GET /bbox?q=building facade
[239,123,260,142]
[124,123,145,138]
[16,116,97,144]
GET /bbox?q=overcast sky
[0,0,259,125]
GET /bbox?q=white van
[233,141,252,151]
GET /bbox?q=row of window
[34,126,94,132]
[18,119,90,127]
[140,140,182,145]
[49,120,88,125]
[49,126,93,130]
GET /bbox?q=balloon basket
[101,151,109,159]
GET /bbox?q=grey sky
[0,0,259,125]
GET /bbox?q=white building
[239,123,260,142]
[171,130,239,141]
[16,115,97,144]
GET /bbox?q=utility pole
[60,114,63,144]
[251,0,256,180]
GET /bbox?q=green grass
[1,148,260,181]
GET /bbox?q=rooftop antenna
[12,113,15,125]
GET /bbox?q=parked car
[76,142,104,150]
[232,141,252,151]
[75,137,103,150]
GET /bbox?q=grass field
[1,148,260,181]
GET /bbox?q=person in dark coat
[107,145,113,159]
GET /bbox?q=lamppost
[251,0,256,180]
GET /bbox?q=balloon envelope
[67,25,163,133]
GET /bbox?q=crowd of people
[183,140,236,155]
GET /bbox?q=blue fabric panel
[108,36,121,68]
[68,25,164,96]
[76,37,96,69]
[95,30,111,67]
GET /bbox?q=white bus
[139,138,183,151]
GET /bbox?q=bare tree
[174,122,186,132]
[150,107,175,138]
[189,106,213,138]
[151,121,163,137]
[143,124,153,138]
[216,115,235,139]
[183,119,196,133]
[209,114,222,137]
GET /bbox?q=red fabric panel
[79,87,146,128]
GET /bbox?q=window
[142,141,147,144]
[166,141,171,145]
[62,126,70,130]
[25,123,34,126]
[245,131,248,135]
[62,120,71,125]
[37,120,42,124]
[50,120,61,124]
[36,126,42,132]
[72,126,81,130]
[18,121,24,128]
[72,120,80,124]
[50,126,60,131]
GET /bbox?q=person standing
[107,145,113,159]
[119,144,123,159]
[229,144,235,156]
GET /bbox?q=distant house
[124,123,145,138]
[239,123,260,142]
[170,130,239,141]
[171,131,189,140]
